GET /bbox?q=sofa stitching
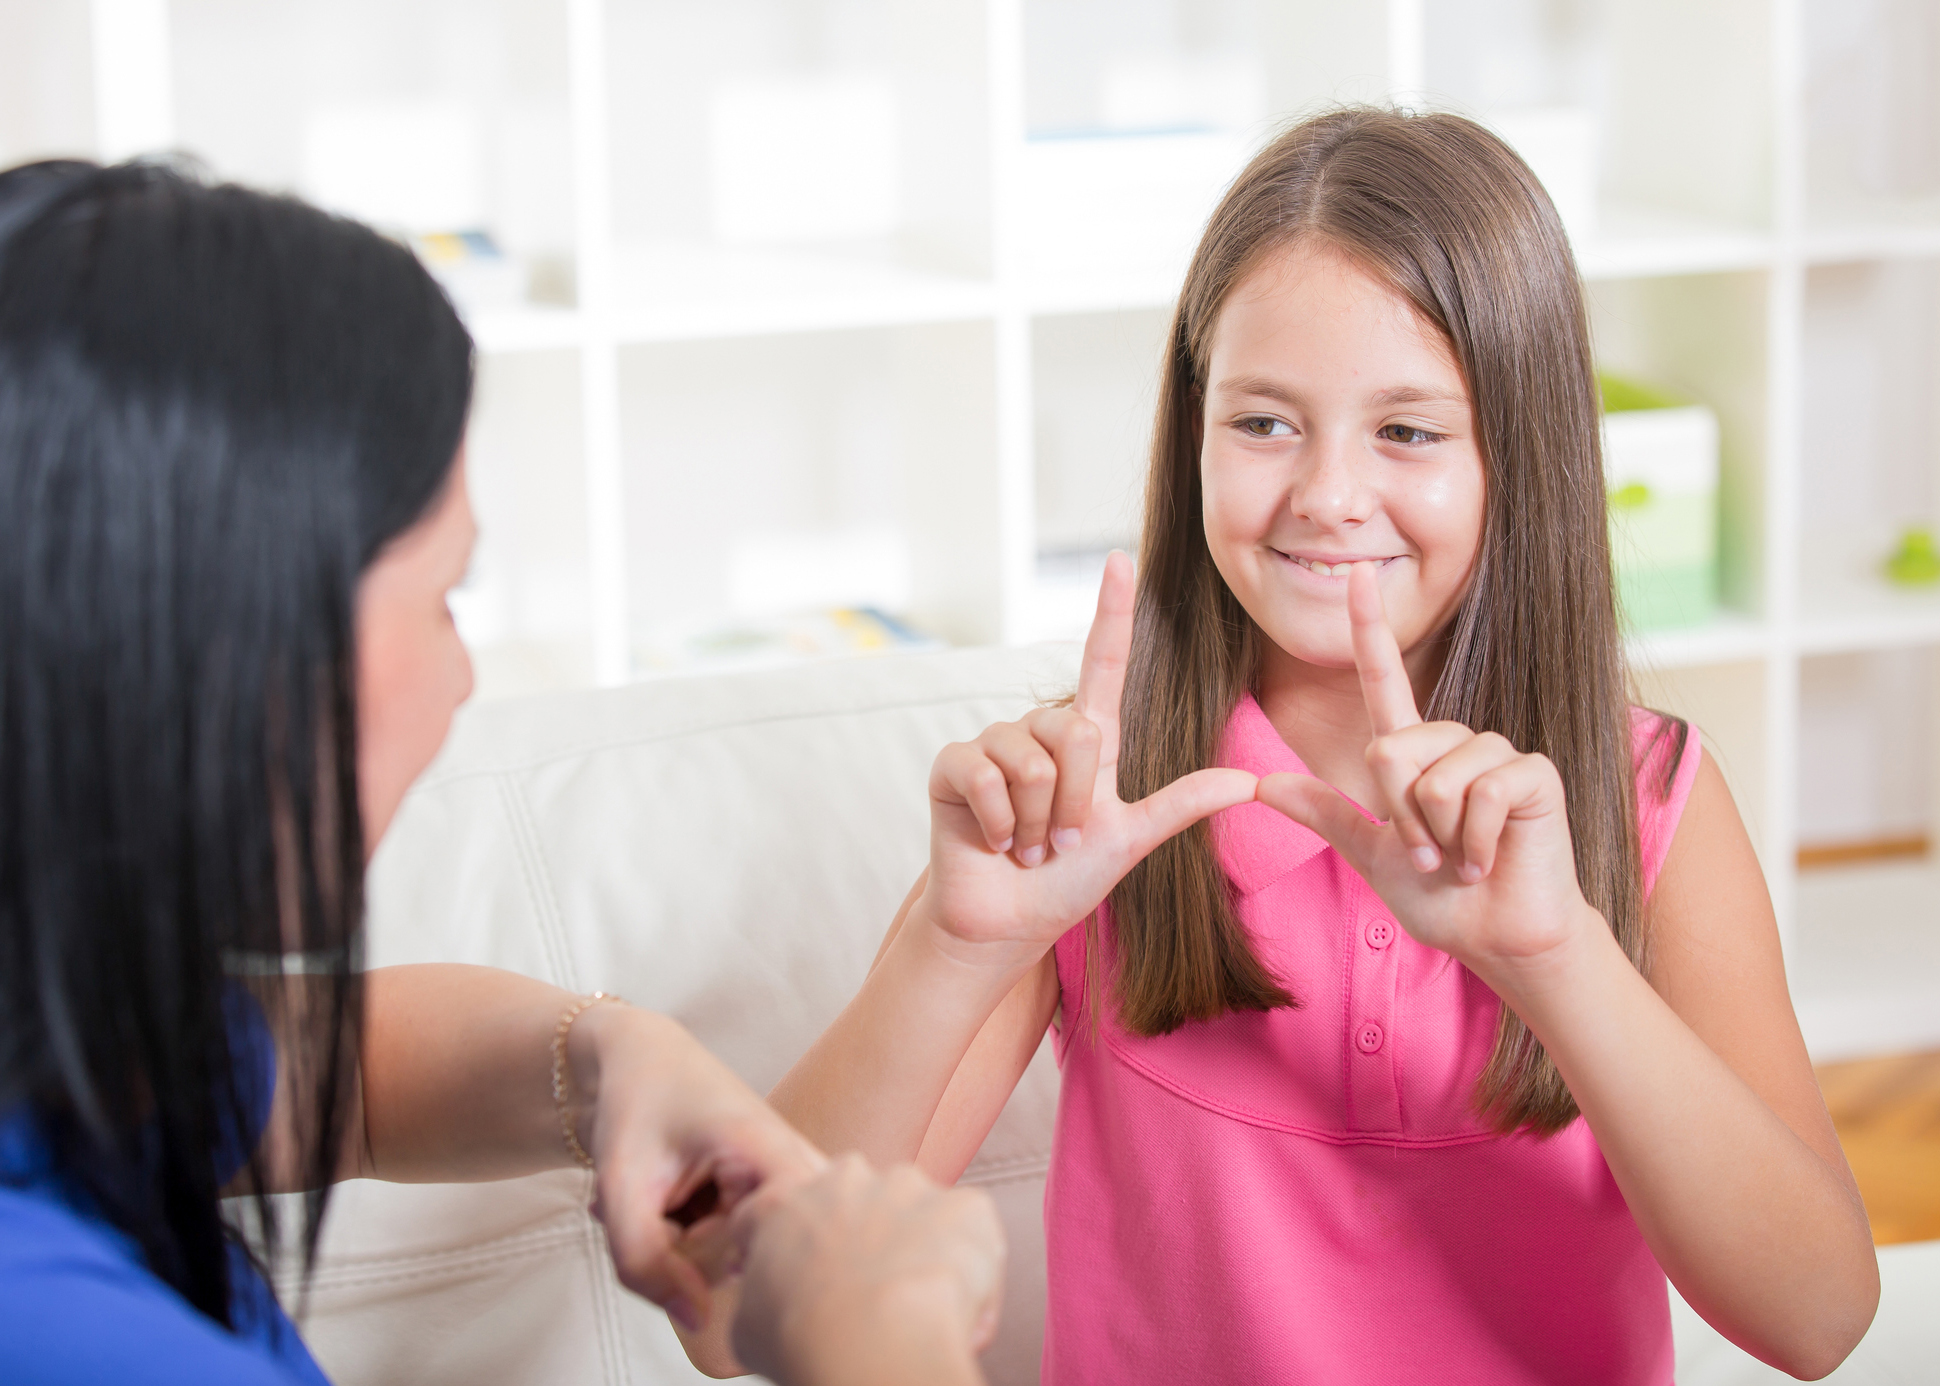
[286,1213,592,1274]
[576,1209,632,1386]
[280,1228,589,1293]
[496,774,579,993]
[411,683,1061,790]
[962,1151,1050,1175]
[960,1155,1050,1188]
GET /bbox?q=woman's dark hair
[0,160,472,1325]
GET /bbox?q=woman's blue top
[0,995,333,1384]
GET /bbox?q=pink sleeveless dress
[1044,698,1701,1384]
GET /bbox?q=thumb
[1256,772,1384,875]
[1122,767,1259,859]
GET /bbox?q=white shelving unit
[4,0,1938,1060]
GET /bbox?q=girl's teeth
[1310,561,1332,576]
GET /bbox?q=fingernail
[1411,846,1440,872]
[1458,862,1483,883]
[995,836,1013,854]
[1019,843,1046,868]
[668,1296,701,1333]
[1052,828,1082,854]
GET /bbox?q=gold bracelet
[551,991,625,1170]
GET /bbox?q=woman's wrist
[564,1000,675,1167]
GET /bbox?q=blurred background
[2,0,1937,1232]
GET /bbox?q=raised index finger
[1072,550,1134,762]
[1348,561,1422,736]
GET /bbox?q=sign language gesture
[1256,563,1599,971]
[918,552,1258,960]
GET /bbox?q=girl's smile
[1277,550,1402,578]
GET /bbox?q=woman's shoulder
[0,1185,303,1386]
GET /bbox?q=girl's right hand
[916,552,1258,958]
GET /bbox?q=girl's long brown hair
[1107,107,1652,1136]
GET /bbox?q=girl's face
[355,453,477,857]
[1200,242,1486,675]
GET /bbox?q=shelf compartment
[1032,308,1162,546]
[1796,588,1940,657]
[1791,646,1940,1059]
[169,0,580,318]
[1625,612,1770,671]
[616,321,1003,671]
[1423,0,1774,255]
[1012,0,1391,306]
[1797,648,1934,853]
[455,350,596,701]
[466,305,587,354]
[606,243,995,345]
[1794,858,1940,1062]
[1796,259,1940,635]
[1803,0,1940,252]
[1804,203,1940,267]
[0,3,93,164]
[1574,206,1773,281]
[603,0,994,319]
[1588,271,1770,617]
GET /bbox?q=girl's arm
[1260,563,1876,1379]
[769,872,1060,1183]
[770,553,1255,1179]
[1502,758,1877,1378]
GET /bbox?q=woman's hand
[918,552,1258,960]
[728,1154,1002,1386]
[1256,561,1600,975]
[571,1004,826,1336]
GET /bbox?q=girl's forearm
[1480,917,1878,1377]
[768,900,1038,1167]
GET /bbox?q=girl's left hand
[1256,562,1601,974]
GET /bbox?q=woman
[0,159,1000,1385]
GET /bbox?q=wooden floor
[1818,1050,1940,1245]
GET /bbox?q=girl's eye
[1239,416,1292,437]
[1379,423,1443,445]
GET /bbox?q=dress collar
[1213,693,1332,896]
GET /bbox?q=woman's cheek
[447,619,475,711]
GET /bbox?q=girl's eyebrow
[1368,385,1467,408]
[1211,375,1301,405]
[1211,377,1467,410]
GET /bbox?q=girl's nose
[1288,432,1370,530]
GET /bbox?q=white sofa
[293,645,1073,1386]
[290,644,1937,1386]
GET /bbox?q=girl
[771,108,1879,1382]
